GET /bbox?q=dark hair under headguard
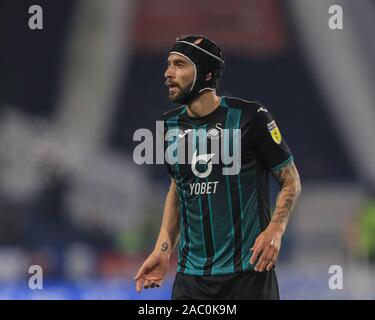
[169,34,225,104]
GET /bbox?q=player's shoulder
[222,96,267,116]
[159,105,186,121]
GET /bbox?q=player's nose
[164,66,174,79]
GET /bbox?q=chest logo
[178,129,192,139]
[191,151,215,178]
[207,123,223,140]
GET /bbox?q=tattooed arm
[270,161,302,231]
[135,179,180,292]
[154,178,181,255]
[250,161,301,272]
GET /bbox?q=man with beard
[134,35,301,300]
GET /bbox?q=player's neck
[186,91,221,118]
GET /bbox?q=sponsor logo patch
[267,120,282,144]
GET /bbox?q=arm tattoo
[271,161,301,225]
[161,242,169,252]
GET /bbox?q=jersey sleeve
[251,108,293,171]
[165,161,174,178]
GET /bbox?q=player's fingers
[250,240,264,265]
[250,237,260,251]
[250,247,262,265]
[265,259,275,271]
[266,250,280,271]
[255,246,274,272]
[134,265,146,280]
[148,277,163,284]
[144,279,151,289]
[148,280,161,288]
[136,278,144,293]
[147,273,164,282]
[256,255,272,272]
[263,239,280,271]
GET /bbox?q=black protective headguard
[169,35,225,104]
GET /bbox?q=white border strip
[170,51,197,92]
[177,40,224,63]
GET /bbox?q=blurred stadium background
[0,0,375,299]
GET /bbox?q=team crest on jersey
[206,123,223,140]
[267,120,282,144]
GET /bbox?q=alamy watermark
[28,5,43,30]
[329,5,343,30]
[28,265,43,290]
[328,265,343,290]
[133,121,241,177]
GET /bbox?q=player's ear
[205,72,213,81]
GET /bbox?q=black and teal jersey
[160,96,293,276]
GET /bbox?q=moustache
[165,80,180,88]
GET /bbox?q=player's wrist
[153,241,172,257]
[268,221,286,235]
[151,250,171,262]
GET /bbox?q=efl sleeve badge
[267,120,282,144]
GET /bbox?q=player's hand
[134,252,170,293]
[249,223,284,272]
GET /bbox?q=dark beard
[168,80,194,105]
